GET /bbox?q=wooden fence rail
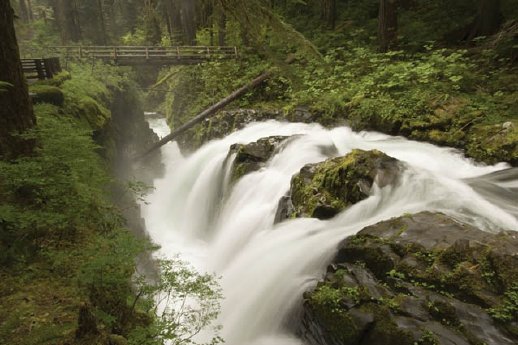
[21,57,62,80]
[45,45,239,65]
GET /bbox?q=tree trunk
[218,11,226,46]
[0,0,36,159]
[468,0,503,40]
[26,0,33,21]
[97,0,108,45]
[180,0,197,45]
[141,70,272,157]
[378,0,398,52]
[18,0,29,22]
[321,0,336,29]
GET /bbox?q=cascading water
[142,118,517,345]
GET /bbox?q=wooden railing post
[79,46,82,59]
[176,46,180,59]
[145,47,149,60]
[35,59,45,80]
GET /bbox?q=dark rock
[275,195,295,223]
[227,135,290,182]
[300,212,518,345]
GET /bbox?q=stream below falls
[142,117,518,345]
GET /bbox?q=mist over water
[143,119,517,345]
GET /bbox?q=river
[142,116,517,345]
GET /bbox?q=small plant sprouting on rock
[488,285,518,323]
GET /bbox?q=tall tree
[0,0,36,159]
[378,0,398,52]
[180,0,197,45]
[26,0,33,21]
[468,0,503,40]
[321,0,336,29]
[18,0,29,22]
[49,0,82,43]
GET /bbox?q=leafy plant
[129,258,223,345]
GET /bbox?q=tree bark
[321,0,336,29]
[378,0,398,52]
[26,0,33,21]
[468,0,503,40]
[18,0,29,22]
[97,0,108,45]
[218,11,226,46]
[180,0,197,45]
[0,0,36,159]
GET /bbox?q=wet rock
[274,195,295,223]
[301,212,518,345]
[227,135,290,182]
[283,149,401,220]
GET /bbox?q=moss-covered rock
[287,149,400,220]
[228,136,290,182]
[29,84,65,106]
[301,212,518,345]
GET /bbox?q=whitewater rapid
[142,118,517,345]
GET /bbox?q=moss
[362,305,415,345]
[426,299,461,328]
[290,149,391,219]
[66,96,111,130]
[29,85,65,106]
[307,285,363,345]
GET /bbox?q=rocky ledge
[227,136,290,183]
[301,212,518,345]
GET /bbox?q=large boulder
[281,149,401,220]
[228,136,290,182]
[301,212,518,345]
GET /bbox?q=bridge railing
[47,46,239,62]
[21,57,62,80]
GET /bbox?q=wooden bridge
[46,45,239,65]
[21,57,62,80]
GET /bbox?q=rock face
[282,149,401,220]
[228,136,290,182]
[301,212,518,345]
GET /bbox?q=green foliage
[0,81,13,92]
[29,84,65,106]
[129,258,223,345]
[159,56,271,128]
[489,285,518,323]
[0,104,109,264]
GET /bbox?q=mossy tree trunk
[378,0,398,52]
[0,0,36,159]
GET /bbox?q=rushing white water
[142,119,517,345]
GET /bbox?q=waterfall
[143,119,517,345]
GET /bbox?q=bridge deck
[47,45,239,65]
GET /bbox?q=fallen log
[139,70,271,158]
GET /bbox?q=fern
[0,81,13,92]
